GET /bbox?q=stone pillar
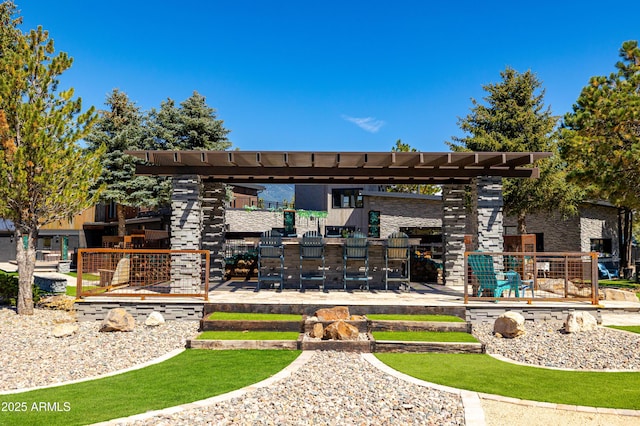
[202,181,226,282]
[170,175,202,293]
[476,176,504,254]
[442,184,467,286]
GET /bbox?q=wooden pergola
[129,151,551,184]
[128,150,552,286]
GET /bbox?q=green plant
[0,271,41,306]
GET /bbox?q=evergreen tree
[0,2,103,314]
[147,91,231,150]
[561,40,640,269]
[449,67,581,233]
[85,89,162,236]
[387,139,439,195]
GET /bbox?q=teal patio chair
[468,253,521,298]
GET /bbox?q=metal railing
[464,252,599,304]
[76,248,210,300]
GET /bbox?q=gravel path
[128,350,465,426]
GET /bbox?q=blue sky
[17,1,640,152]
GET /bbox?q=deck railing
[76,248,210,300]
[464,251,599,304]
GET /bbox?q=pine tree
[449,67,581,233]
[85,89,161,236]
[561,40,640,269]
[0,2,103,314]
[147,91,231,150]
[387,139,439,195]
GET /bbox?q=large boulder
[52,323,78,338]
[323,320,359,340]
[99,308,135,332]
[315,306,350,321]
[145,311,165,327]
[310,322,324,339]
[564,311,598,333]
[604,288,639,303]
[493,311,526,338]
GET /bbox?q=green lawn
[206,312,302,321]
[197,331,300,340]
[376,352,640,409]
[372,331,478,342]
[366,314,464,322]
[65,272,101,281]
[0,349,300,425]
[607,325,640,334]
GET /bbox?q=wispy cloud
[342,115,385,133]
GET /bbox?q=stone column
[202,181,226,282]
[442,184,467,286]
[476,176,504,254]
[170,175,202,293]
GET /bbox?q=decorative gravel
[0,307,198,391]
[472,320,640,370]
[130,351,465,426]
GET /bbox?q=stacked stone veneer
[201,181,226,281]
[466,306,602,324]
[75,300,203,321]
[442,184,467,286]
[226,209,319,235]
[476,176,503,254]
[366,195,441,238]
[171,175,204,293]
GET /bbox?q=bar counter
[262,237,420,289]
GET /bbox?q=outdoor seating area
[253,230,413,291]
[465,251,600,304]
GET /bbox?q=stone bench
[34,273,69,294]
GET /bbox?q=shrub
[0,271,42,306]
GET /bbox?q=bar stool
[385,231,410,291]
[299,231,325,290]
[257,230,284,290]
[343,232,369,290]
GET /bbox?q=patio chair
[258,230,284,290]
[299,231,325,290]
[343,231,369,290]
[467,253,521,298]
[385,231,410,291]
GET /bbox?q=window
[332,188,363,208]
[590,238,612,255]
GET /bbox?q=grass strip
[206,312,301,321]
[197,331,300,340]
[65,272,101,281]
[366,314,464,322]
[607,325,640,334]
[375,352,640,409]
[0,349,300,425]
[372,331,477,342]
